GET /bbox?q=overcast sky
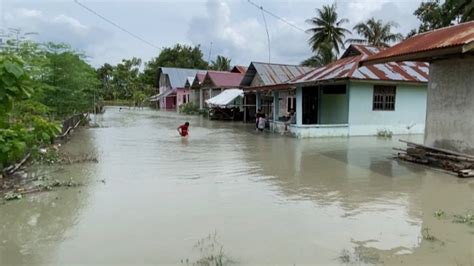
[0,0,424,67]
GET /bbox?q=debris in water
[4,192,22,201]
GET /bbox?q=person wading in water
[177,122,190,137]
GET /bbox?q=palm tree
[306,4,350,55]
[210,55,231,71]
[348,18,403,47]
[301,42,336,67]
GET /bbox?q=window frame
[373,85,396,111]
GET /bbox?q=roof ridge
[251,61,310,68]
[409,21,474,39]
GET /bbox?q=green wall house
[252,45,429,138]
[361,22,474,154]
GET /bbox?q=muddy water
[1,107,473,265]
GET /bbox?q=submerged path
[0,107,473,265]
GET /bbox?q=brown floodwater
[1,107,473,265]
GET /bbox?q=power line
[247,0,308,34]
[73,0,161,50]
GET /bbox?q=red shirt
[179,124,189,136]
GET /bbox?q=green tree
[142,44,209,86]
[210,55,231,71]
[111,57,142,100]
[411,0,473,35]
[306,4,350,55]
[301,42,335,67]
[97,63,114,100]
[0,55,33,123]
[41,43,99,117]
[347,18,403,47]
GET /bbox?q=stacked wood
[395,140,474,178]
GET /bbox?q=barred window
[373,85,396,111]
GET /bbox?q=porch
[268,84,350,138]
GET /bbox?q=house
[150,67,206,111]
[240,62,314,123]
[251,45,429,138]
[361,22,474,154]
[189,72,207,107]
[198,71,244,109]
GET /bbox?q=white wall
[320,93,348,124]
[348,82,427,136]
[425,57,474,155]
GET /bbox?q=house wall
[425,57,474,155]
[348,82,427,136]
[176,88,190,110]
[189,88,200,106]
[250,73,264,87]
[320,93,348,124]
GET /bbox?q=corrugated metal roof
[361,21,474,64]
[205,71,244,88]
[230,65,248,74]
[158,67,206,89]
[241,62,314,86]
[290,44,429,84]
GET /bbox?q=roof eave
[360,46,463,66]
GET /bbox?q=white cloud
[187,0,313,66]
[4,8,113,65]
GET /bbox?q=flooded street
[1,107,473,265]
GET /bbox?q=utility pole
[207,41,213,69]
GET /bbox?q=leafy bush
[0,128,30,169]
[180,102,199,115]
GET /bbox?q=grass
[421,227,436,241]
[452,212,474,226]
[182,231,235,266]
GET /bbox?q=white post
[256,92,261,110]
[199,88,203,110]
[273,91,279,122]
[296,86,303,126]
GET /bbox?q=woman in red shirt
[177,122,190,137]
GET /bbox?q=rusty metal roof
[230,65,248,74]
[204,71,244,88]
[361,21,474,65]
[241,62,314,86]
[290,44,429,85]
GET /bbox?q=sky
[0,0,424,67]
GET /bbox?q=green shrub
[0,128,30,169]
[180,102,199,115]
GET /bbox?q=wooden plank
[399,139,474,159]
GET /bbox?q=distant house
[150,67,206,111]
[198,71,244,109]
[245,45,430,138]
[189,72,207,107]
[361,22,474,154]
[240,62,314,123]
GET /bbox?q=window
[373,85,396,111]
[183,94,187,104]
[287,96,296,112]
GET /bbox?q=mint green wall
[320,93,348,124]
[348,82,427,135]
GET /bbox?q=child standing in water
[257,115,266,132]
[177,122,190,137]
